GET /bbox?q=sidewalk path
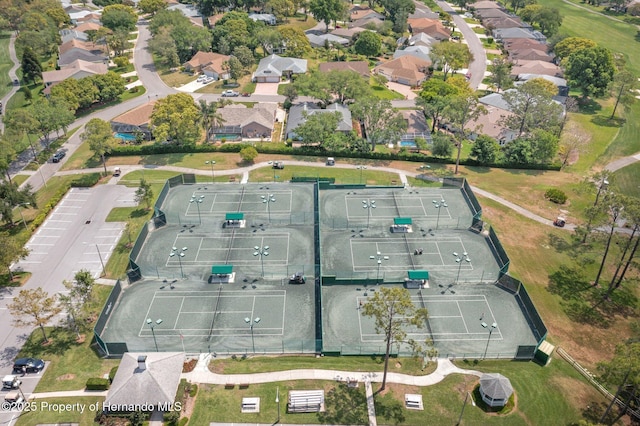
[0,33,21,134]
[364,379,377,426]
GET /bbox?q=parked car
[197,75,207,82]
[272,161,284,169]
[51,151,66,163]
[204,77,214,84]
[2,375,21,390]
[13,357,45,374]
[326,157,335,166]
[221,90,239,97]
[13,79,19,85]
[4,391,24,409]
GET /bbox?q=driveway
[253,82,281,95]
[386,81,417,100]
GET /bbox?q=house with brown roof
[209,104,277,141]
[511,60,562,77]
[43,59,108,90]
[58,38,108,67]
[483,16,528,29]
[331,27,367,39]
[374,56,431,87]
[407,18,451,40]
[465,105,517,146]
[475,9,511,19]
[398,109,430,144]
[503,38,548,53]
[183,51,231,80]
[472,0,504,9]
[508,48,553,63]
[350,7,385,22]
[110,101,157,141]
[350,17,386,29]
[75,21,103,33]
[74,12,102,25]
[318,61,370,78]
[207,13,224,27]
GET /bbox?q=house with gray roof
[209,104,277,141]
[479,90,516,111]
[253,54,307,83]
[306,33,350,48]
[393,45,431,61]
[249,13,277,25]
[104,353,184,412]
[493,27,546,42]
[479,373,514,407]
[60,29,89,44]
[286,103,352,141]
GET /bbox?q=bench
[405,394,423,410]
[229,176,236,182]
[288,390,324,413]
[239,383,249,389]
[224,383,234,389]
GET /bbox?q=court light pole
[433,199,447,229]
[453,252,471,284]
[456,391,476,425]
[356,165,367,184]
[244,316,261,354]
[276,386,280,424]
[369,251,389,284]
[362,199,376,229]
[190,195,204,225]
[261,194,276,223]
[170,246,187,278]
[481,321,498,359]
[205,160,216,182]
[253,245,269,277]
[146,318,163,352]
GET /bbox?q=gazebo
[479,373,514,407]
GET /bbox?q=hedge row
[86,377,110,390]
[110,143,562,172]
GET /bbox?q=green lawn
[370,76,405,100]
[15,397,104,426]
[16,285,119,392]
[249,165,401,185]
[0,32,13,99]
[612,161,640,198]
[599,101,640,164]
[12,174,29,186]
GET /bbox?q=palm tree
[198,100,225,142]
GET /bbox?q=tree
[445,93,486,174]
[138,0,167,15]
[198,99,221,137]
[487,57,513,92]
[510,0,536,13]
[81,119,117,175]
[520,4,562,36]
[350,98,407,151]
[610,70,637,119]
[151,93,201,145]
[597,342,640,424]
[0,232,29,280]
[417,79,461,132]
[501,78,562,136]
[148,27,180,67]
[135,178,154,209]
[470,134,500,164]
[277,26,312,57]
[362,287,429,391]
[232,45,255,68]
[93,71,127,103]
[256,27,283,57]
[558,121,589,169]
[430,42,473,81]
[239,146,259,163]
[223,56,245,82]
[267,0,295,22]
[528,129,558,164]
[291,111,341,146]
[60,270,96,338]
[0,135,17,183]
[8,287,61,343]
[502,137,534,164]
[101,4,138,31]
[21,47,42,83]
[565,46,616,99]
[295,70,371,106]
[553,37,596,63]
[106,28,131,57]
[593,193,626,288]
[431,132,454,158]
[309,0,346,32]
[0,181,38,225]
[354,30,381,57]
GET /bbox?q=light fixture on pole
[453,252,471,284]
[356,165,367,184]
[261,194,276,223]
[369,251,389,284]
[146,318,163,352]
[276,386,280,424]
[253,245,269,277]
[190,195,204,225]
[170,246,187,278]
[17,203,30,229]
[205,160,216,182]
[433,199,447,229]
[481,321,498,359]
[244,316,261,353]
[362,199,376,228]
[456,391,476,425]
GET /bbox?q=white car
[221,90,239,97]
[196,75,207,82]
[204,77,215,84]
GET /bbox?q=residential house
[331,27,367,39]
[373,55,431,87]
[183,51,231,80]
[479,90,515,111]
[349,17,385,29]
[393,45,431,61]
[349,7,385,22]
[60,29,90,44]
[318,61,370,78]
[511,60,562,77]
[207,14,224,27]
[475,9,511,20]
[306,33,350,48]
[110,101,157,141]
[209,104,277,141]
[75,21,103,33]
[286,102,352,141]
[69,10,100,24]
[508,48,553,63]
[465,105,517,146]
[104,353,184,413]
[43,59,108,90]
[407,18,451,40]
[408,8,440,20]
[471,0,504,10]
[399,109,431,144]
[502,38,548,53]
[517,74,569,97]
[483,16,529,29]
[253,54,307,83]
[249,13,277,25]
[493,27,546,42]
[58,39,108,67]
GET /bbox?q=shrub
[113,56,129,68]
[545,188,567,204]
[179,418,189,426]
[86,377,110,390]
[164,410,180,426]
[71,173,101,187]
[109,366,118,383]
[129,86,139,93]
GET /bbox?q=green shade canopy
[225,213,244,220]
[408,270,429,280]
[394,217,412,225]
[212,265,233,274]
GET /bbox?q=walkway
[0,33,21,134]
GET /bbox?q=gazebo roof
[479,373,514,400]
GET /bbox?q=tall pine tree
[21,47,43,83]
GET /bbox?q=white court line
[174,297,185,329]
[358,297,365,343]
[435,241,445,266]
[140,292,158,336]
[456,301,469,333]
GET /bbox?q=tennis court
[322,283,538,357]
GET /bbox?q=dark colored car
[13,357,45,373]
[52,151,66,163]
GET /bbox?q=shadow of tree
[577,99,602,115]
[316,384,368,425]
[374,391,406,425]
[591,115,626,128]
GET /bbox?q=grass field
[15,397,104,426]
[612,161,640,198]
[370,76,405,100]
[0,32,13,99]
[249,164,401,185]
